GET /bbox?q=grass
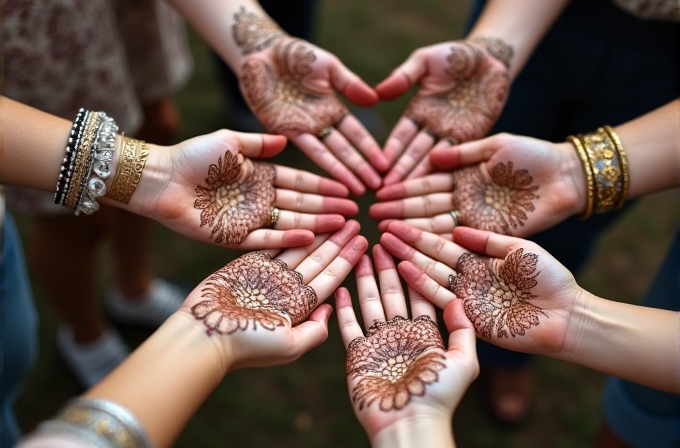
[14,1,679,447]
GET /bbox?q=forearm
[466,0,570,79]
[84,311,232,448]
[371,417,455,448]
[169,0,282,75]
[562,291,680,394]
[614,99,680,198]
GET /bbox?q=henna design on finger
[451,162,539,234]
[449,249,546,339]
[192,252,318,335]
[233,7,285,55]
[241,37,349,136]
[194,150,276,245]
[404,41,510,144]
[346,316,446,412]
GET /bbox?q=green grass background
[15,1,679,447]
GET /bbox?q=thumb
[430,135,501,170]
[330,60,379,107]
[375,51,427,101]
[230,130,287,159]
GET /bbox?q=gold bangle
[580,127,627,214]
[567,135,595,219]
[64,113,101,210]
[603,125,629,209]
[105,136,149,204]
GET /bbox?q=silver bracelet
[36,397,154,448]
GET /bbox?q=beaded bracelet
[36,397,153,448]
[56,109,88,205]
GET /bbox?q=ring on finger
[449,210,462,227]
[269,206,281,228]
[318,128,333,140]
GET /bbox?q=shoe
[56,325,129,389]
[104,278,185,329]
[483,365,535,428]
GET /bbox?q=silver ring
[449,210,462,227]
[318,128,332,140]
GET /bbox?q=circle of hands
[145,27,592,428]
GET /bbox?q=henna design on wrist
[451,162,539,234]
[192,252,318,335]
[449,249,546,339]
[233,7,285,55]
[241,37,349,136]
[194,150,276,245]
[404,42,510,144]
[470,37,514,69]
[346,316,446,412]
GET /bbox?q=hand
[376,39,511,186]
[239,36,387,196]
[370,133,586,237]
[381,221,585,357]
[178,220,368,371]
[135,130,360,250]
[335,245,478,443]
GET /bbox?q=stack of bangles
[54,108,149,215]
[567,125,630,220]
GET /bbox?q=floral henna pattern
[194,150,276,246]
[347,316,446,412]
[449,249,546,339]
[241,37,348,136]
[192,252,318,335]
[232,7,285,55]
[451,162,539,234]
[405,42,509,143]
[469,37,514,69]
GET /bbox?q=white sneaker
[104,278,185,328]
[56,325,130,389]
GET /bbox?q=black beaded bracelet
[60,110,91,206]
[54,108,86,204]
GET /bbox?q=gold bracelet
[567,135,595,219]
[64,113,102,210]
[105,136,149,204]
[580,126,628,214]
[603,125,629,209]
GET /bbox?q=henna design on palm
[194,151,276,246]
[241,37,349,136]
[192,252,318,335]
[449,249,546,339]
[451,162,539,234]
[232,7,285,55]
[347,316,446,412]
[405,42,510,143]
[469,37,514,69]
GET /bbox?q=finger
[237,229,315,250]
[355,254,386,327]
[430,134,503,170]
[288,220,361,278]
[335,288,365,347]
[369,193,454,220]
[292,134,366,196]
[337,114,389,172]
[378,214,456,235]
[277,220,360,269]
[406,285,436,321]
[275,189,358,216]
[373,244,408,319]
[308,235,368,302]
[398,261,457,310]
[387,221,468,269]
[375,52,426,101]
[275,210,345,233]
[383,130,436,186]
[453,226,527,259]
[323,130,382,190]
[290,303,333,355]
[376,173,455,201]
[380,233,454,287]
[443,299,479,380]
[330,62,379,108]
[382,117,419,167]
[404,138,453,181]
[274,165,350,197]
[221,130,287,158]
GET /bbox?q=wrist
[558,287,598,362]
[371,415,454,448]
[557,141,589,217]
